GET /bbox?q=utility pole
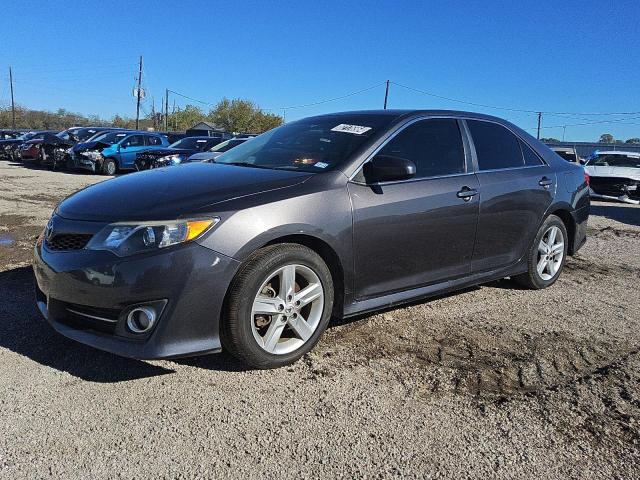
[9,67,16,129]
[536,112,542,140]
[164,88,169,131]
[383,80,390,109]
[151,97,156,130]
[172,100,176,130]
[562,125,566,142]
[135,55,143,130]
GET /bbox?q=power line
[166,82,387,113]
[391,81,640,117]
[271,82,386,111]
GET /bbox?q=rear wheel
[513,215,568,289]
[221,244,334,369]
[101,158,117,176]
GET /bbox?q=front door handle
[539,177,552,188]
[456,186,478,201]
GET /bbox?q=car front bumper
[33,233,241,359]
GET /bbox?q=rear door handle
[539,177,552,188]
[456,186,478,201]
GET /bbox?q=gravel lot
[1,160,639,479]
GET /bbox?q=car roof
[594,150,640,157]
[303,109,513,123]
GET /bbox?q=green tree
[599,133,614,143]
[169,104,206,131]
[208,98,283,134]
[540,137,561,143]
[625,138,640,144]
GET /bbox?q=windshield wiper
[221,162,274,170]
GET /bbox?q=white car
[584,151,640,204]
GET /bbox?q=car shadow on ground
[0,265,175,382]
[590,202,640,227]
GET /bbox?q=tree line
[0,98,283,134]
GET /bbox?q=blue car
[71,131,169,175]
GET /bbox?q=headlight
[158,154,183,165]
[86,218,219,256]
[82,150,103,161]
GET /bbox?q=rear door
[465,119,555,272]
[349,118,479,299]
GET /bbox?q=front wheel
[101,158,117,176]
[513,214,568,289]
[221,243,334,369]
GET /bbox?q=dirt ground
[1,160,639,479]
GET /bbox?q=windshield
[214,114,394,172]
[554,150,578,162]
[210,139,246,153]
[77,128,101,142]
[92,131,129,144]
[56,130,72,141]
[18,132,37,141]
[588,154,640,168]
[169,137,217,150]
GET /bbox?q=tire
[221,243,334,369]
[101,158,117,176]
[513,214,568,290]
[34,147,44,166]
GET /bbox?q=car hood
[585,165,640,181]
[73,140,113,153]
[37,132,73,147]
[56,162,313,222]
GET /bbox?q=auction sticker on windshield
[331,124,372,135]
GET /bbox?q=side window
[146,135,162,146]
[519,140,543,166]
[467,120,524,170]
[122,135,143,148]
[376,118,465,179]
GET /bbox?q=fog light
[126,306,157,333]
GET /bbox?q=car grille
[45,233,93,251]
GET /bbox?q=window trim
[349,116,472,185]
[461,118,548,173]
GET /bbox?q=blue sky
[1,0,639,141]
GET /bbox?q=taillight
[584,171,590,187]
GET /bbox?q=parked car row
[0,126,250,176]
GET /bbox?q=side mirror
[363,155,416,183]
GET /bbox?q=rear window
[520,140,543,166]
[467,120,524,170]
[554,150,578,162]
[588,154,640,168]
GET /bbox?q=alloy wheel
[536,226,565,281]
[250,264,324,355]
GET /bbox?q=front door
[118,135,147,169]
[350,118,479,300]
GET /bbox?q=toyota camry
[33,110,589,368]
